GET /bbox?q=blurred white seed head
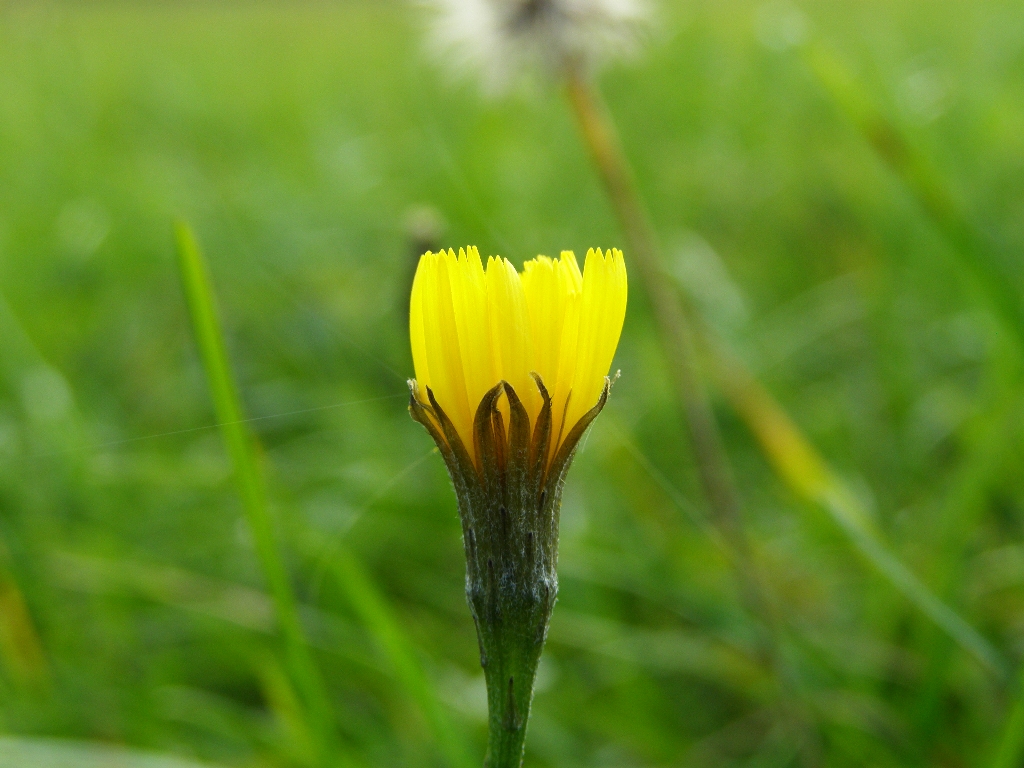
[423,0,651,92]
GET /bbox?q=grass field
[1,1,1024,766]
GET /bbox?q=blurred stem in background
[562,60,1007,690]
[562,64,819,755]
[564,66,769,633]
[174,223,346,768]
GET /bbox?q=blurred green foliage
[0,1,1023,766]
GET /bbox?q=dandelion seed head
[423,0,650,92]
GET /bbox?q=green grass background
[1,0,1024,766]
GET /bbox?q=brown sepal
[545,375,614,494]
[473,382,506,490]
[528,372,553,487]
[407,382,454,465]
[420,383,478,488]
[502,381,532,493]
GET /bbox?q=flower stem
[480,627,544,768]
[462,451,561,768]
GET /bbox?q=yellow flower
[409,245,626,466]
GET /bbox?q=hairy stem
[462,443,561,768]
[410,379,612,767]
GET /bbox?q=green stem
[481,635,543,768]
[464,454,560,768]
[471,481,561,768]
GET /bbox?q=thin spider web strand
[307,446,440,602]
[25,392,408,460]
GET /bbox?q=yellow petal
[410,246,625,468]
[564,248,627,430]
[524,251,583,440]
[486,256,536,423]
[420,251,474,450]
[447,247,493,422]
[409,255,432,397]
[522,255,560,390]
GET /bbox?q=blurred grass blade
[326,546,476,768]
[549,609,772,698]
[53,545,470,764]
[0,736,228,768]
[173,222,341,765]
[0,290,86,464]
[49,550,383,670]
[801,39,1024,347]
[717,352,1007,680]
[990,666,1024,768]
[0,569,48,688]
[258,656,324,768]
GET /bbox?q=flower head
[424,0,650,91]
[409,246,626,469]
